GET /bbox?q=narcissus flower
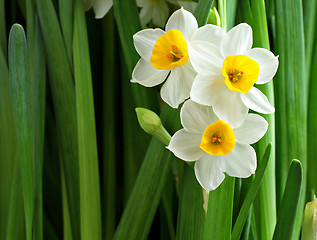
[167,100,268,191]
[83,0,113,19]
[132,8,223,108]
[189,23,279,128]
[137,0,169,28]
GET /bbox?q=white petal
[167,129,204,161]
[133,28,165,61]
[190,70,224,106]
[131,58,169,87]
[93,0,113,19]
[191,73,248,128]
[246,48,279,84]
[152,1,169,28]
[234,114,268,144]
[181,100,218,134]
[160,62,196,108]
[194,154,225,191]
[165,8,198,39]
[188,41,223,73]
[177,1,197,13]
[189,24,226,46]
[220,23,253,57]
[222,142,256,178]
[212,89,249,128]
[139,4,153,26]
[241,87,275,114]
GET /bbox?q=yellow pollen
[150,29,189,70]
[222,55,260,93]
[200,120,236,156]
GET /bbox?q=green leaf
[194,0,214,27]
[35,0,80,238]
[0,0,6,55]
[112,0,159,110]
[176,164,205,240]
[248,1,277,239]
[73,1,102,239]
[6,159,26,240]
[26,1,47,239]
[203,176,235,240]
[232,143,272,240]
[0,45,17,240]
[274,0,307,238]
[307,0,317,206]
[8,23,34,240]
[113,106,181,240]
[273,160,302,240]
[59,0,73,68]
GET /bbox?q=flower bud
[207,7,221,27]
[135,108,171,145]
[301,197,317,240]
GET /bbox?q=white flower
[131,8,225,108]
[167,100,268,191]
[189,23,279,128]
[83,0,113,19]
[137,0,169,28]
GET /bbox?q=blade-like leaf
[8,23,34,240]
[73,1,102,239]
[203,176,235,240]
[194,0,214,27]
[232,143,272,240]
[273,160,302,239]
[36,0,80,238]
[112,0,159,110]
[274,1,307,238]
[176,164,205,240]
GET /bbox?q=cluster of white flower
[131,8,278,191]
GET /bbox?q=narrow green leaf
[273,160,302,240]
[73,1,102,239]
[194,0,214,27]
[176,164,205,240]
[113,106,181,240]
[35,0,80,238]
[0,0,6,55]
[9,24,34,240]
[121,56,149,204]
[226,0,237,30]
[59,0,73,68]
[274,0,307,238]
[0,47,17,240]
[6,159,26,240]
[26,1,46,239]
[249,1,277,239]
[203,176,235,240]
[232,143,272,240]
[112,0,159,110]
[303,0,317,77]
[307,1,317,202]
[218,0,227,30]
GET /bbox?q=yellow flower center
[222,55,260,93]
[200,120,236,156]
[150,29,189,70]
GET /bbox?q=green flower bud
[207,7,221,26]
[135,108,171,145]
[301,197,317,240]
